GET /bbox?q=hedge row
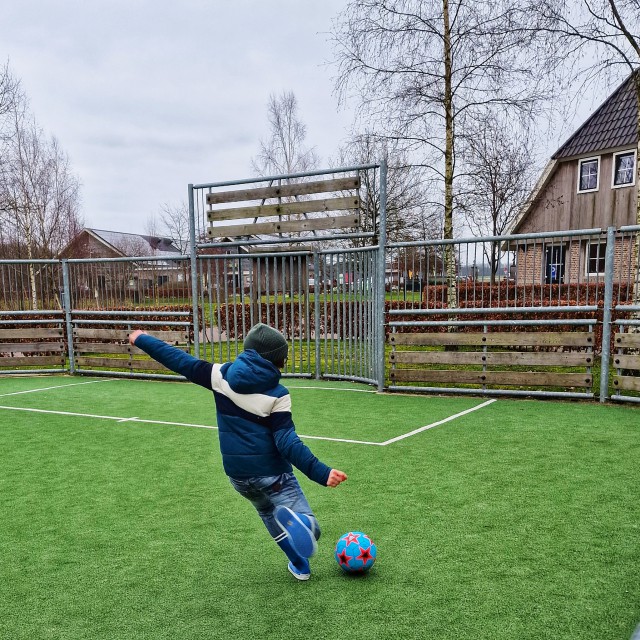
[422,281,634,306]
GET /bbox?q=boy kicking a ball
[129,323,347,580]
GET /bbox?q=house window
[587,241,606,275]
[612,150,635,187]
[578,157,600,192]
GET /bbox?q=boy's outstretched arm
[129,330,213,389]
[271,415,347,487]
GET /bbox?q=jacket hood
[226,349,281,394]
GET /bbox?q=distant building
[58,228,182,260]
[58,228,186,302]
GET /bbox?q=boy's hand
[327,469,347,487]
[129,329,147,346]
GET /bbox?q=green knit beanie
[244,323,289,365]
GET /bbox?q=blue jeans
[229,472,320,540]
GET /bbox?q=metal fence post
[376,160,388,392]
[313,250,321,380]
[188,183,201,358]
[599,226,616,402]
[61,259,75,374]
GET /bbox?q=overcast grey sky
[3,0,353,234]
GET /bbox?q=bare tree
[2,112,82,257]
[0,61,25,253]
[0,62,82,269]
[1,103,82,306]
[158,201,190,254]
[0,60,23,138]
[333,133,440,247]
[332,0,561,305]
[459,117,538,282]
[251,91,319,177]
[145,215,160,242]
[536,0,640,301]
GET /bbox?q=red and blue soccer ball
[334,531,377,574]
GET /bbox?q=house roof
[88,229,182,256]
[57,228,185,260]
[553,73,638,160]
[508,72,639,235]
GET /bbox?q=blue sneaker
[288,560,310,581]
[308,517,319,541]
[274,506,318,558]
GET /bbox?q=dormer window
[577,157,600,193]
[612,150,636,188]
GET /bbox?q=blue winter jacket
[133,334,331,486]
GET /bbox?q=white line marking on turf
[288,386,377,393]
[0,379,115,398]
[0,398,497,447]
[0,404,382,444]
[379,399,497,445]
[0,405,218,430]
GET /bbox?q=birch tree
[3,112,81,257]
[1,104,82,306]
[0,63,82,264]
[0,61,24,257]
[0,60,22,137]
[252,91,319,177]
[332,0,560,305]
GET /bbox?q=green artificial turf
[0,375,639,639]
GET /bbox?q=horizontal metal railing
[1,220,639,403]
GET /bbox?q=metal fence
[0,256,193,380]
[385,226,640,402]
[0,259,64,311]
[0,260,67,375]
[192,246,379,384]
[1,165,640,404]
[608,225,640,403]
[188,164,387,387]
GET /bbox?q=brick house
[59,228,182,261]
[507,73,638,285]
[58,228,185,301]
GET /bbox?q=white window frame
[577,156,600,193]
[611,149,636,189]
[586,240,607,276]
